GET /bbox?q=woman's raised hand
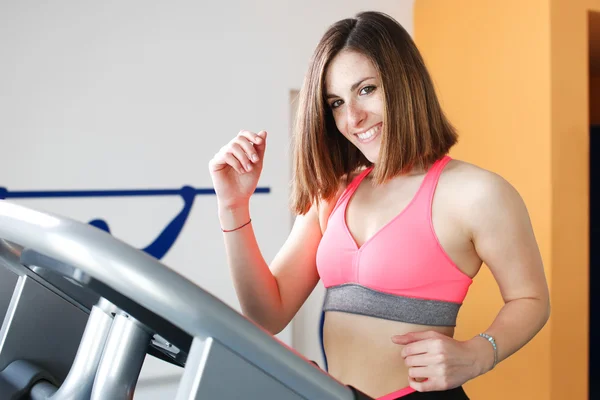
[208,130,267,209]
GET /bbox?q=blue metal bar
[0,187,270,199]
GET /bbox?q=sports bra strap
[420,155,452,206]
[329,166,374,216]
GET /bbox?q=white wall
[0,1,415,398]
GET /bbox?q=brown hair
[291,11,458,215]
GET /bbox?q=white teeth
[357,125,380,140]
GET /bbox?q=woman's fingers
[209,130,267,174]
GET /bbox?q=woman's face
[325,50,384,163]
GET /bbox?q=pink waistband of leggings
[377,386,416,399]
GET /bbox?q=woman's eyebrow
[326,76,376,99]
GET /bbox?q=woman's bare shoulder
[443,159,513,191]
[441,158,528,227]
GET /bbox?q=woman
[208,11,550,400]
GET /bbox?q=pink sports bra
[316,156,473,326]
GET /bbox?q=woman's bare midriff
[323,311,455,399]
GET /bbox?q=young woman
[208,11,550,400]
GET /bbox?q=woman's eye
[360,85,376,95]
[331,99,343,109]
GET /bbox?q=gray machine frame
[0,200,364,399]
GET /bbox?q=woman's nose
[346,102,367,129]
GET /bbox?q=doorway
[589,10,600,398]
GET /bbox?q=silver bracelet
[478,333,498,370]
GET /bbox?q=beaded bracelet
[478,333,498,370]
[221,219,252,233]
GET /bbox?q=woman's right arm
[209,130,322,335]
[219,203,322,335]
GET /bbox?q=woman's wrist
[465,334,497,376]
[218,204,251,232]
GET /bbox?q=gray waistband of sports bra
[322,284,461,327]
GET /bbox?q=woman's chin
[358,145,381,164]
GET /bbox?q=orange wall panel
[414,1,552,399]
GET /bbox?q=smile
[355,123,382,143]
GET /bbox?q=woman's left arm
[393,172,551,391]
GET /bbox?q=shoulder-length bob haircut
[291,11,458,215]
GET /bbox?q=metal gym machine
[0,200,374,399]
